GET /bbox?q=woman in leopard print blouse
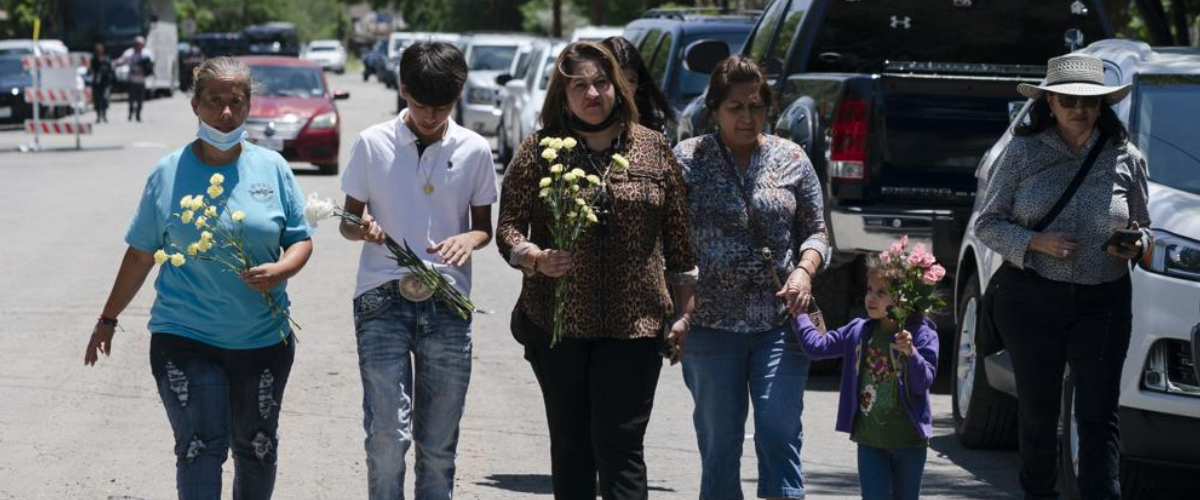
[496,41,697,500]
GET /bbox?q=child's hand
[892,330,914,356]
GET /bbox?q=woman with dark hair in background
[602,36,675,135]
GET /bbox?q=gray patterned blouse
[674,134,830,333]
[976,128,1150,285]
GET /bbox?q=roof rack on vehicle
[640,7,763,21]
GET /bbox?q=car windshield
[250,65,325,98]
[0,48,30,57]
[470,45,519,71]
[675,32,750,101]
[1133,74,1200,196]
[0,57,26,76]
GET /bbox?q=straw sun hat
[1017,54,1131,105]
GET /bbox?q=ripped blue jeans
[150,332,295,500]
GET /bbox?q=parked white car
[570,25,624,43]
[953,39,1200,499]
[383,32,461,90]
[497,41,565,167]
[457,33,541,138]
[303,40,347,74]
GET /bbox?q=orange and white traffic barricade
[21,51,92,151]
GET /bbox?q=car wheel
[952,274,1019,449]
[317,163,339,176]
[497,121,512,167]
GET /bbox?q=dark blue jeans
[150,332,295,500]
[857,445,927,500]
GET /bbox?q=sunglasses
[1053,94,1102,109]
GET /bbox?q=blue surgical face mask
[197,120,247,151]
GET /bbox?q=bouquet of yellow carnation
[168,173,298,343]
[536,136,629,346]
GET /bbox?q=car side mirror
[495,73,514,86]
[334,90,350,100]
[683,39,731,75]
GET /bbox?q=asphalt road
[0,72,1023,500]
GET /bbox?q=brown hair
[539,41,639,133]
[705,55,773,113]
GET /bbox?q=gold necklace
[416,143,435,195]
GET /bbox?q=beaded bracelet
[97,315,118,327]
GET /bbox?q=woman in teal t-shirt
[83,57,314,500]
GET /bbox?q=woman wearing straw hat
[975,53,1149,500]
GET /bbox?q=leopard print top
[497,124,698,340]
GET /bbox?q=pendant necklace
[416,141,435,195]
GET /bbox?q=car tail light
[829,99,869,183]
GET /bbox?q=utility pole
[553,0,562,38]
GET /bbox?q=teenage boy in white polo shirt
[339,42,498,500]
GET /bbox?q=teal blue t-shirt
[125,142,314,349]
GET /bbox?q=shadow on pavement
[476,474,677,495]
[928,415,1022,499]
[476,474,553,495]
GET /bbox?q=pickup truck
[681,0,1113,331]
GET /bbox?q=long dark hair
[601,36,674,132]
[1014,96,1129,145]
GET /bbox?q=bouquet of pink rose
[877,235,947,328]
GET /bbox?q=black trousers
[990,265,1131,500]
[128,82,145,121]
[525,321,663,500]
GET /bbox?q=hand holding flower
[428,233,482,267]
[892,329,914,356]
[532,249,574,278]
[240,262,287,293]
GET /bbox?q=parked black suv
[682,0,1113,330]
[623,8,757,142]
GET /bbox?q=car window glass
[747,0,789,65]
[0,57,25,75]
[250,65,326,97]
[770,0,811,74]
[1134,74,1200,196]
[649,31,674,88]
[469,45,519,71]
[514,50,533,78]
[539,54,557,90]
[639,30,663,64]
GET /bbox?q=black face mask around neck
[567,98,622,133]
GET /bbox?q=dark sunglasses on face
[1054,94,1102,109]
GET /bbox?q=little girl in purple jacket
[794,259,938,500]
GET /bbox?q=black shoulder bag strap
[714,136,826,331]
[1031,131,1109,232]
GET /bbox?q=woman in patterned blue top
[671,55,829,500]
[83,57,314,500]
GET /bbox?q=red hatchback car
[239,56,349,175]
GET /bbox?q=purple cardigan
[793,314,939,439]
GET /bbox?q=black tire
[1120,458,1160,500]
[497,121,512,167]
[952,274,1019,449]
[316,163,339,176]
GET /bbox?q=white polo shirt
[342,110,498,298]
